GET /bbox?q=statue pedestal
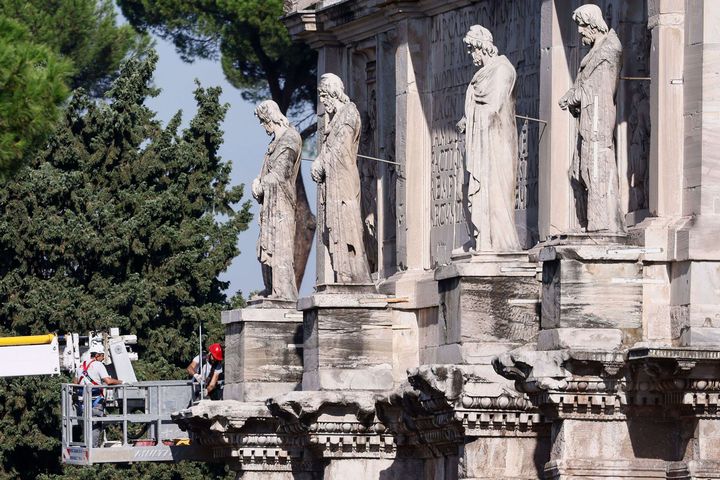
[536,234,643,349]
[298,284,393,391]
[433,252,539,381]
[431,252,540,402]
[222,303,304,401]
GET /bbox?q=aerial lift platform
[0,330,209,465]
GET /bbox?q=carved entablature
[266,391,398,459]
[627,347,720,418]
[171,400,313,473]
[171,363,556,467]
[402,364,548,445]
[492,346,720,421]
[493,349,630,420]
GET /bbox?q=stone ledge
[378,269,439,309]
[538,328,623,351]
[221,308,303,324]
[297,292,390,310]
[435,252,537,280]
[545,458,669,479]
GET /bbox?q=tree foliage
[0,0,149,178]
[0,17,71,178]
[117,0,317,117]
[1,0,150,97]
[0,52,249,479]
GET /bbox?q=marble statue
[559,4,624,233]
[457,25,521,252]
[252,100,302,300]
[311,73,372,284]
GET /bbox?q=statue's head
[572,4,609,46]
[255,100,289,136]
[318,73,349,115]
[463,25,498,67]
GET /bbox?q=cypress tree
[0,52,249,479]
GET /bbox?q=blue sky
[145,35,317,299]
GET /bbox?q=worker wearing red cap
[186,343,223,399]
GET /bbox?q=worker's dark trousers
[76,404,104,447]
[91,406,104,447]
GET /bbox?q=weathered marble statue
[311,73,372,284]
[457,25,521,252]
[559,4,624,233]
[252,100,302,300]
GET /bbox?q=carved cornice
[493,349,633,420]
[266,391,398,459]
[402,364,548,445]
[627,346,720,417]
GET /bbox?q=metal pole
[301,155,402,167]
[356,153,402,166]
[515,114,548,124]
[198,322,204,401]
[122,385,128,446]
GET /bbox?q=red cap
[208,343,223,361]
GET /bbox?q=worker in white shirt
[186,343,223,400]
[73,344,122,447]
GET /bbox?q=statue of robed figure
[311,73,372,284]
[253,100,313,300]
[559,4,624,233]
[458,25,521,252]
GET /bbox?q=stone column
[538,0,575,239]
[648,0,685,218]
[682,0,720,221]
[393,13,431,271]
[632,0,685,347]
[671,0,720,347]
[378,8,439,313]
[376,31,398,279]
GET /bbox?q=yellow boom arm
[0,334,55,347]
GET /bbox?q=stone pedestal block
[433,253,540,366]
[461,435,550,479]
[298,286,393,391]
[539,238,643,345]
[544,419,677,479]
[671,260,720,345]
[222,306,304,401]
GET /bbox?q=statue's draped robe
[565,29,623,232]
[257,128,302,299]
[318,102,372,283]
[464,55,521,252]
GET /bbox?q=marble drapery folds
[461,26,521,252]
[313,75,372,284]
[560,5,624,233]
[254,110,303,300]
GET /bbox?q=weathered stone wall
[173,2,720,480]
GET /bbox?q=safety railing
[61,381,208,465]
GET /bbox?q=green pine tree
[117,0,316,119]
[0,52,249,479]
[1,0,150,97]
[0,17,72,178]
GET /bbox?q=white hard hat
[90,344,105,355]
